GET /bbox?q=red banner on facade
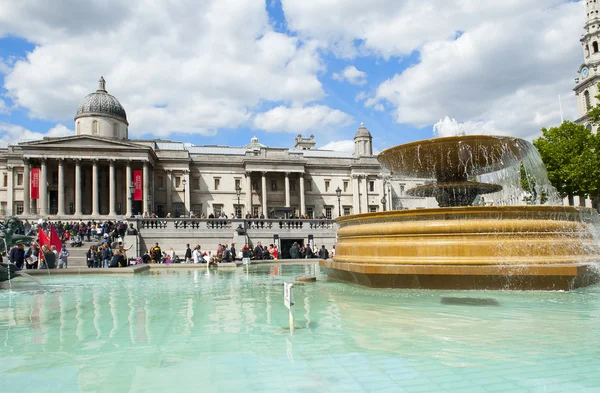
[133,170,143,201]
[31,168,40,199]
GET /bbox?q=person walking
[58,244,70,269]
[318,245,329,260]
[184,244,192,263]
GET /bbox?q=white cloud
[0,98,9,114]
[366,1,582,140]
[0,57,11,74]
[321,139,355,152]
[282,0,582,140]
[1,0,326,138]
[0,122,72,144]
[333,65,367,85]
[253,105,353,133]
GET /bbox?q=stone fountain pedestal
[322,206,600,290]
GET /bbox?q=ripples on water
[1,265,600,393]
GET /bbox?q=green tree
[533,121,600,203]
[520,163,548,205]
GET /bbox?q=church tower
[574,1,600,132]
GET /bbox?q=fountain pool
[2,265,600,393]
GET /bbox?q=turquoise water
[1,264,600,393]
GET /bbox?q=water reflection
[0,265,599,393]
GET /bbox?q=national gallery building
[0,78,434,220]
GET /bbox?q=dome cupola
[74,77,129,140]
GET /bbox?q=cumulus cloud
[0,98,9,114]
[320,139,355,152]
[0,122,72,144]
[253,105,353,133]
[1,0,325,138]
[333,65,367,85]
[282,0,582,140]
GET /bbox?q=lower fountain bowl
[322,206,600,290]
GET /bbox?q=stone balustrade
[136,218,335,232]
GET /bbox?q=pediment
[19,135,147,150]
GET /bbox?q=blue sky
[0,0,586,151]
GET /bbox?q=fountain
[321,135,600,290]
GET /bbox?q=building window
[191,204,202,216]
[369,206,378,213]
[325,180,330,192]
[156,204,165,217]
[594,41,599,53]
[52,172,58,185]
[2,174,6,187]
[93,120,99,135]
[306,206,314,218]
[193,178,200,190]
[252,180,258,191]
[271,180,277,191]
[235,179,241,189]
[369,180,375,192]
[174,204,184,217]
[16,202,23,215]
[174,176,181,188]
[585,90,591,108]
[157,176,164,189]
[213,204,223,216]
[235,205,243,218]
[305,180,312,192]
[214,178,220,190]
[17,173,23,186]
[343,181,349,192]
[343,206,351,216]
[113,123,118,137]
[325,207,332,219]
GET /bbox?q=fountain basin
[321,206,600,290]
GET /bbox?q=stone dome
[75,77,128,124]
[354,122,372,138]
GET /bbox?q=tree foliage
[533,121,600,200]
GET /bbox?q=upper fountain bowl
[378,135,529,181]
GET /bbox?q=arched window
[593,41,599,53]
[113,123,118,137]
[92,120,99,135]
[585,90,591,108]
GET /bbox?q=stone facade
[0,77,434,219]
[575,1,600,132]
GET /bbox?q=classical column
[7,165,14,215]
[109,160,116,216]
[125,161,132,216]
[184,170,190,215]
[352,174,360,214]
[261,171,267,216]
[285,172,290,207]
[40,159,48,216]
[299,173,305,216]
[362,175,369,213]
[75,160,82,216]
[166,170,173,215]
[57,159,65,216]
[23,160,30,215]
[143,161,149,214]
[92,160,99,216]
[245,172,252,216]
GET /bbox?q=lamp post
[129,182,135,217]
[335,186,342,217]
[182,179,187,217]
[235,184,242,218]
